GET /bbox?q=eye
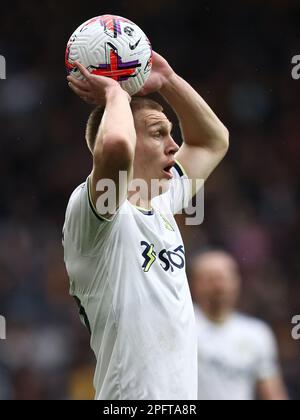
[151,130,163,139]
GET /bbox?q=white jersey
[194,306,280,400]
[63,163,198,400]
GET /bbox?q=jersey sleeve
[153,160,191,216]
[63,177,120,256]
[170,161,191,214]
[254,323,280,381]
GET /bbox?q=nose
[165,135,179,155]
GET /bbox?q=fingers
[74,61,92,80]
[67,60,120,105]
[68,81,92,101]
[67,75,90,93]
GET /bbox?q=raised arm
[139,52,229,198]
[68,62,136,218]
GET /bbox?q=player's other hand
[67,61,129,105]
[137,51,175,96]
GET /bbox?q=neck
[127,191,152,211]
[200,305,232,324]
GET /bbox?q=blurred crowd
[0,0,299,399]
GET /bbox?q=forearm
[257,376,289,400]
[95,87,136,157]
[91,86,135,213]
[160,73,228,151]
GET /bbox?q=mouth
[163,165,174,179]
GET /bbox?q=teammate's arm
[68,62,136,218]
[256,375,289,400]
[139,52,229,198]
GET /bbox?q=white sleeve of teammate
[63,177,120,255]
[169,160,191,214]
[255,323,280,381]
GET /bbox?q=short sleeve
[254,323,280,381]
[153,160,191,216]
[63,178,119,256]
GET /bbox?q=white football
[65,15,152,95]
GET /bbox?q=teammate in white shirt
[63,50,229,400]
[190,250,288,400]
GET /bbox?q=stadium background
[0,0,299,399]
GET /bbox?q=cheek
[136,140,159,163]
[134,143,153,173]
[134,143,148,167]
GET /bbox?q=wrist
[105,84,130,102]
[159,71,178,95]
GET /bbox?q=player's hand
[67,61,129,105]
[137,51,175,96]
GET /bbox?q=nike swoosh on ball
[129,38,141,50]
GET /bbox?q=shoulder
[69,181,86,202]
[65,182,86,215]
[234,313,270,329]
[233,313,275,342]
[63,180,133,255]
[66,178,131,223]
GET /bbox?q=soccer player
[190,250,288,400]
[63,52,229,400]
